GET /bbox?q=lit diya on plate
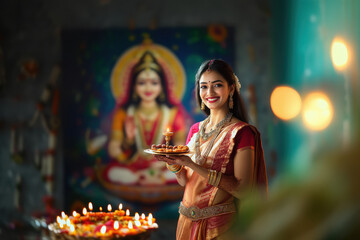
[48,202,158,240]
[144,128,190,155]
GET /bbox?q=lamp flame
[107,204,112,212]
[72,211,78,217]
[114,221,119,230]
[119,203,123,210]
[88,202,93,211]
[82,208,87,215]
[100,225,106,234]
[128,221,133,229]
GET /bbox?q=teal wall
[270,0,359,177]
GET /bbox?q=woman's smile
[206,97,220,103]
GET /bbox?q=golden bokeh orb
[331,38,349,71]
[302,92,333,131]
[270,86,302,120]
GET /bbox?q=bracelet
[166,163,183,174]
[207,169,222,187]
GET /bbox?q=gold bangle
[214,172,222,187]
[208,170,217,185]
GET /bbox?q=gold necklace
[200,112,233,141]
[195,112,233,164]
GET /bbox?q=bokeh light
[270,86,302,120]
[331,38,349,71]
[302,92,333,131]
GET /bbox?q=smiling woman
[153,59,268,239]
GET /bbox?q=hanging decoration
[29,65,61,195]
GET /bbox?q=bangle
[207,169,222,187]
[166,163,183,174]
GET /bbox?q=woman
[155,59,268,239]
[106,51,188,187]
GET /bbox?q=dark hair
[123,51,172,109]
[195,59,249,123]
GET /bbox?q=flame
[66,219,71,227]
[114,221,119,230]
[70,224,75,232]
[72,211,78,217]
[128,221,133,229]
[82,208,87,215]
[99,207,103,211]
[100,225,106,234]
[56,216,61,224]
[167,128,170,132]
[107,204,112,212]
[141,213,145,219]
[119,203,123,210]
[135,220,141,227]
[61,211,66,218]
[148,213,153,225]
[126,209,130,216]
[135,212,139,221]
[88,202,93,211]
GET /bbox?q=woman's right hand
[154,154,193,168]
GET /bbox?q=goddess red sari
[177,121,268,239]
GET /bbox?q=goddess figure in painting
[99,48,189,202]
[155,59,268,239]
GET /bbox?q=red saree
[176,121,268,240]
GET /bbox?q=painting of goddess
[94,41,191,203]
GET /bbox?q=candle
[163,128,174,137]
[148,213,153,225]
[70,224,75,233]
[163,128,174,148]
[66,219,71,227]
[114,221,119,230]
[107,204,112,212]
[88,202,93,211]
[135,220,141,227]
[126,209,130,216]
[82,207,87,215]
[119,203,122,210]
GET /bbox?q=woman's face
[135,69,162,103]
[199,71,233,111]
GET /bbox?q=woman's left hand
[154,154,192,168]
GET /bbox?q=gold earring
[132,92,138,101]
[201,101,205,110]
[229,94,233,109]
[159,92,165,101]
